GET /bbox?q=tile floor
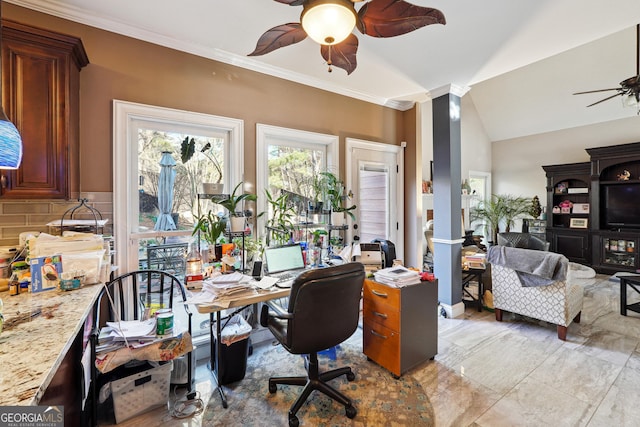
[102,274,640,426]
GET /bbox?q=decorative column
[431,85,468,318]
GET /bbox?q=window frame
[255,124,339,242]
[113,100,244,273]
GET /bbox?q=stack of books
[464,253,486,269]
[374,266,421,287]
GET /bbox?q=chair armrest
[260,300,293,327]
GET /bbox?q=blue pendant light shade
[0,108,22,169]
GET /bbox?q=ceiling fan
[248,0,445,75]
[573,24,640,112]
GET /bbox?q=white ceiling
[9,0,640,140]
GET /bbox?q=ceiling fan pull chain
[327,45,333,73]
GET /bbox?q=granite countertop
[0,283,103,406]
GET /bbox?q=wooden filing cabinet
[362,279,438,377]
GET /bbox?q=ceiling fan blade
[573,88,621,95]
[248,23,307,56]
[357,0,446,38]
[586,93,622,107]
[320,34,359,74]
[274,0,305,5]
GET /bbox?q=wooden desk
[195,286,290,407]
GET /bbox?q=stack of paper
[374,266,421,287]
[96,319,157,354]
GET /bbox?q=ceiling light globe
[301,0,357,46]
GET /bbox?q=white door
[346,138,404,261]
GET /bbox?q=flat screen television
[604,183,640,229]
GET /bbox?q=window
[113,100,244,343]
[256,124,339,243]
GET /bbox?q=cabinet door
[0,21,87,199]
[552,231,590,264]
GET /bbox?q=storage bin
[111,361,173,424]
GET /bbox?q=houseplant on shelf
[260,189,297,246]
[192,211,227,261]
[219,182,258,232]
[180,136,224,194]
[321,171,356,221]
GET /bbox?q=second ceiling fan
[573,24,640,112]
[248,0,446,75]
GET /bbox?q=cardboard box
[30,255,63,293]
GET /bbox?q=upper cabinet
[0,19,89,199]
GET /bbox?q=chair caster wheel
[346,405,357,419]
[268,382,277,393]
[288,414,299,427]
[346,371,355,381]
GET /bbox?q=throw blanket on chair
[487,246,567,287]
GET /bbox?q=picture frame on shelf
[573,203,590,214]
[555,181,568,194]
[569,218,588,229]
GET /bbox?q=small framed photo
[556,182,568,194]
[570,218,588,229]
[573,203,590,214]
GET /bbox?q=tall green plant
[192,211,226,245]
[320,171,356,220]
[470,194,534,243]
[502,195,534,232]
[260,189,297,245]
[219,182,257,216]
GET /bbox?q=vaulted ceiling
[9,0,640,141]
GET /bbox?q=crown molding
[7,0,415,111]
[428,84,471,100]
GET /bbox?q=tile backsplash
[0,192,113,247]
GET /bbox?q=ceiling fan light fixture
[301,0,357,46]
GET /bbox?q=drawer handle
[371,289,388,298]
[373,311,388,319]
[370,329,387,339]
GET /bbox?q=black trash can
[213,314,252,385]
[214,336,250,385]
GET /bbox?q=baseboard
[440,301,465,319]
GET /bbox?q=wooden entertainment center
[543,141,640,274]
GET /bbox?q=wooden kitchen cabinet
[363,279,438,377]
[0,19,88,199]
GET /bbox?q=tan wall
[2,4,408,246]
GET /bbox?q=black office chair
[89,270,193,426]
[260,262,365,427]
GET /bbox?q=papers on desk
[186,271,262,308]
[374,266,421,287]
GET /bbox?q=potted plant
[320,171,356,221]
[260,189,298,245]
[180,136,224,194]
[219,182,258,232]
[192,211,227,260]
[470,194,534,244]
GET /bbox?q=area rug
[201,331,435,426]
